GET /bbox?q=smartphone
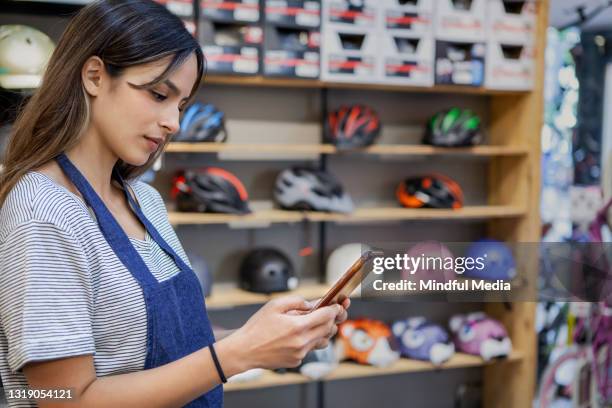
[313,249,382,310]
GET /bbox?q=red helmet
[172,167,251,214]
[325,104,381,150]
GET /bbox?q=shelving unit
[225,352,525,392]
[203,75,530,96]
[176,1,549,406]
[166,142,530,157]
[168,205,527,226]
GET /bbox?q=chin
[119,151,152,168]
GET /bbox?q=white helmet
[0,25,55,89]
[326,243,371,297]
[274,166,354,213]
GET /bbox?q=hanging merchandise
[449,312,512,361]
[239,248,298,294]
[335,318,400,367]
[391,317,455,365]
[176,103,227,143]
[0,25,55,89]
[463,239,517,281]
[423,107,483,147]
[171,167,251,214]
[186,253,213,298]
[396,173,464,209]
[325,104,381,150]
[274,166,354,213]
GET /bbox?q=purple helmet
[449,312,512,360]
[392,317,454,365]
[464,239,517,281]
[402,241,455,282]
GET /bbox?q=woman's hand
[220,295,350,373]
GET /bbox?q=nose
[159,110,181,136]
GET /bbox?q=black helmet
[239,248,298,294]
[171,167,251,214]
[423,108,483,147]
[274,166,354,213]
[396,174,464,209]
[325,104,381,150]
[176,103,227,143]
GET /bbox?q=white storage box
[434,0,486,42]
[380,32,434,86]
[322,0,379,31]
[485,40,535,90]
[487,0,537,45]
[381,0,434,37]
[321,27,378,83]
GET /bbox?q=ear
[340,322,355,338]
[449,315,465,333]
[81,56,106,97]
[392,321,406,337]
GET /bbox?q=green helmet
[0,25,55,89]
[423,107,483,147]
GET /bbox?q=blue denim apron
[56,153,223,407]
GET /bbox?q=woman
[0,1,349,407]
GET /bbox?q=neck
[65,126,119,202]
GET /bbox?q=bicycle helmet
[274,166,354,213]
[325,105,381,150]
[335,318,400,367]
[171,167,251,214]
[402,241,455,282]
[176,102,227,143]
[239,248,298,294]
[396,174,464,209]
[424,107,483,147]
[0,25,55,89]
[464,239,517,281]
[392,317,455,365]
[450,312,512,361]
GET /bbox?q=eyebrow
[164,80,189,102]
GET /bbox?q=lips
[144,135,163,150]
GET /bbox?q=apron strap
[55,153,158,288]
[113,168,192,272]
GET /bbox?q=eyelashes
[150,90,185,112]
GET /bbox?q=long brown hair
[0,0,204,205]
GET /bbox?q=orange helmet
[396,173,464,209]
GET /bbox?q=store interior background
[0,0,611,407]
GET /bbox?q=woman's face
[89,53,198,166]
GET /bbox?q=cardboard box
[381,0,434,37]
[265,0,321,29]
[434,0,486,42]
[264,26,320,78]
[322,0,378,31]
[487,0,536,45]
[435,40,485,86]
[200,0,260,23]
[380,32,434,86]
[200,21,262,74]
[485,41,534,90]
[321,27,378,83]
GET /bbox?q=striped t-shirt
[0,172,191,407]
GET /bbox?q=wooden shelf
[203,75,530,96]
[165,142,529,157]
[206,283,329,309]
[224,351,524,392]
[168,205,527,226]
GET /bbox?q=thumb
[270,295,312,313]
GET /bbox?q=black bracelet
[209,343,227,384]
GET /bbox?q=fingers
[301,304,342,328]
[270,295,312,313]
[341,297,351,310]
